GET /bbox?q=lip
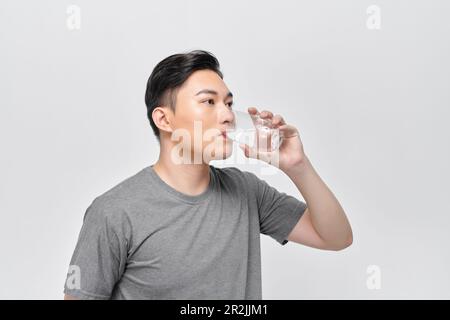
[219,131,229,140]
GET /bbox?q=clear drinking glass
[225,109,283,152]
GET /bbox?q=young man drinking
[63,50,353,300]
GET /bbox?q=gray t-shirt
[63,165,307,299]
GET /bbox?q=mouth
[219,131,229,140]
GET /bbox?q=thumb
[239,143,257,158]
[240,143,279,165]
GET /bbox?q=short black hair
[145,50,224,141]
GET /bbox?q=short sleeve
[243,171,307,245]
[63,198,131,299]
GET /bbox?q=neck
[152,142,211,196]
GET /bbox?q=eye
[226,101,233,108]
[204,99,215,105]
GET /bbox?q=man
[63,50,353,300]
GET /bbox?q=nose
[218,104,235,128]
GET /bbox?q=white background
[1,0,449,299]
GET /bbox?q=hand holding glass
[225,109,283,152]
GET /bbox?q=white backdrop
[1,0,449,299]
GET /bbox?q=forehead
[180,69,230,97]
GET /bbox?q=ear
[152,106,174,135]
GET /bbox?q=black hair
[144,50,223,141]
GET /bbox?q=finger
[239,143,250,158]
[247,107,261,127]
[247,107,259,115]
[272,114,286,127]
[255,150,277,165]
[260,110,273,119]
[239,143,248,157]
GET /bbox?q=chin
[203,141,233,162]
[218,140,234,160]
[218,147,233,160]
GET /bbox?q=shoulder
[82,167,151,228]
[82,195,131,234]
[90,166,155,212]
[98,167,152,203]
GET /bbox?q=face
[160,69,235,164]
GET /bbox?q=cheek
[189,112,217,141]
[171,106,198,135]
[192,106,215,127]
[171,103,218,147]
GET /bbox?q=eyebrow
[195,89,233,98]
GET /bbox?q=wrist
[282,154,311,177]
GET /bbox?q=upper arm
[63,199,130,299]
[245,171,307,246]
[287,208,344,251]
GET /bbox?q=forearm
[283,155,353,247]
